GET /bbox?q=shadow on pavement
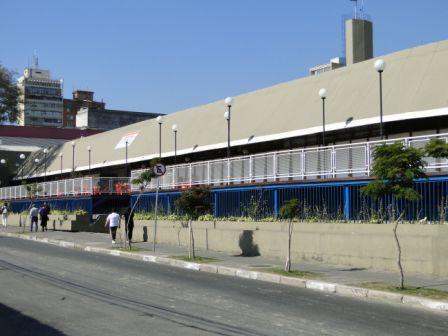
[0,302,66,336]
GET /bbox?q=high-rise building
[17,67,63,127]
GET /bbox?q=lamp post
[224,97,233,159]
[71,141,76,173]
[125,141,129,177]
[87,146,91,175]
[374,59,386,140]
[34,158,40,180]
[156,116,163,159]
[318,88,327,146]
[59,153,63,175]
[19,153,26,181]
[43,148,48,182]
[172,124,178,164]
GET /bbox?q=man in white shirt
[105,208,121,244]
[29,204,39,232]
[1,202,9,227]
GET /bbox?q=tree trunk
[188,219,192,259]
[191,220,195,259]
[393,211,406,289]
[284,220,293,272]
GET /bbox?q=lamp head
[172,124,178,132]
[43,148,48,154]
[223,111,230,120]
[19,154,25,160]
[224,96,233,107]
[374,59,386,72]
[318,88,327,99]
[156,116,164,124]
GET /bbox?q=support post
[273,189,279,219]
[344,185,351,221]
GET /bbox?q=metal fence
[0,177,131,201]
[131,133,448,191]
[2,132,448,201]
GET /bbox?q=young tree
[175,186,211,259]
[0,65,20,124]
[361,143,426,289]
[279,199,300,272]
[128,159,160,249]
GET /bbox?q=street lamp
[43,148,48,182]
[19,153,26,181]
[156,116,163,159]
[318,88,327,146]
[224,97,233,159]
[125,141,129,177]
[34,158,40,178]
[87,146,91,175]
[59,153,63,175]
[71,141,76,173]
[172,124,178,164]
[0,159,6,165]
[374,59,386,140]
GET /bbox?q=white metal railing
[1,133,448,200]
[0,177,131,201]
[130,133,448,191]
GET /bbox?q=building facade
[63,90,162,131]
[17,68,63,127]
[76,107,161,131]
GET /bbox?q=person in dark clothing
[39,203,50,231]
[123,206,134,242]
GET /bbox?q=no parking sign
[153,163,166,176]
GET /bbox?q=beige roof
[25,40,448,178]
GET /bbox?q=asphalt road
[0,237,447,336]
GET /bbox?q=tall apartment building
[17,67,63,127]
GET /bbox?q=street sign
[153,163,166,176]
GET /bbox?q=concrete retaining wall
[6,214,91,232]
[132,220,448,277]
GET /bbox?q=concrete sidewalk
[1,225,448,312]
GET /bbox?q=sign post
[153,163,166,252]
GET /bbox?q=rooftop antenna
[350,0,358,19]
[33,50,39,69]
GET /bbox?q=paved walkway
[2,225,448,291]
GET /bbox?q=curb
[2,231,447,313]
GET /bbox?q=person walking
[105,208,120,244]
[29,204,39,232]
[1,202,9,227]
[123,206,134,243]
[39,203,50,232]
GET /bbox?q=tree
[425,138,448,159]
[127,158,160,249]
[279,199,300,272]
[0,65,20,124]
[175,186,212,259]
[361,143,426,289]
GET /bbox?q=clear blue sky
[1,0,447,114]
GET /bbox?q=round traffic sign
[153,163,166,176]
